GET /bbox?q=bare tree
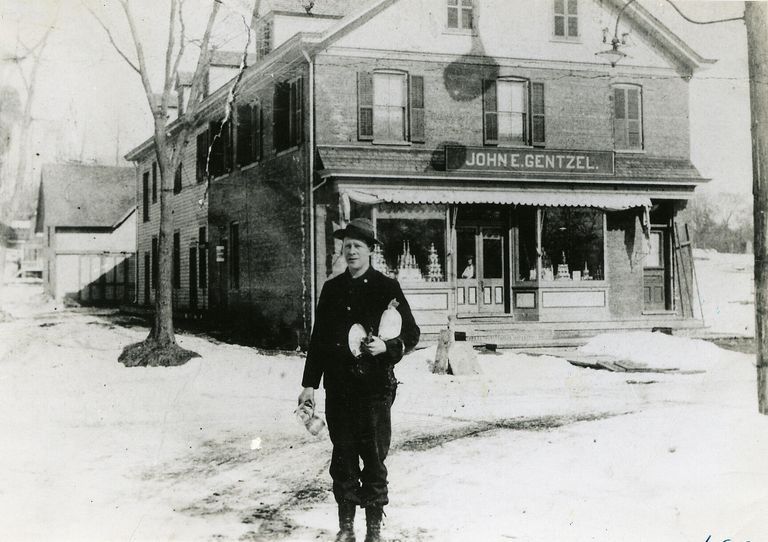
[88,0,221,366]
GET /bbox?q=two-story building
[127,0,710,348]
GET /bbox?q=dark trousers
[325,389,396,508]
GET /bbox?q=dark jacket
[302,267,420,394]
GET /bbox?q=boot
[335,502,356,542]
[364,506,383,542]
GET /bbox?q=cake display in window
[426,243,444,282]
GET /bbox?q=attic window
[256,20,273,59]
[447,0,473,30]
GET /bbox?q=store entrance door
[456,225,507,315]
[643,227,670,311]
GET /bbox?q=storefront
[313,145,700,338]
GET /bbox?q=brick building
[127,0,710,348]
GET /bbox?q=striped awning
[340,186,652,210]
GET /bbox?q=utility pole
[745,1,768,414]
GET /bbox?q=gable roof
[36,163,135,230]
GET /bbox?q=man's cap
[333,218,381,246]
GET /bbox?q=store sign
[445,146,615,175]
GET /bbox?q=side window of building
[483,79,545,146]
[229,222,240,290]
[151,162,158,203]
[273,78,303,152]
[554,0,578,39]
[196,130,209,183]
[142,171,150,222]
[151,236,158,290]
[236,102,263,167]
[173,163,183,194]
[209,119,233,177]
[256,20,272,60]
[447,0,473,30]
[358,71,425,143]
[613,84,643,150]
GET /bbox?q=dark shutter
[151,162,157,203]
[209,120,224,176]
[613,87,628,149]
[483,79,498,144]
[173,163,182,194]
[196,130,209,183]
[151,236,158,290]
[256,104,263,161]
[292,78,303,146]
[274,82,290,151]
[236,103,252,166]
[198,226,207,288]
[358,72,374,141]
[224,120,233,172]
[627,87,642,149]
[142,172,149,221]
[531,82,545,146]
[409,75,425,143]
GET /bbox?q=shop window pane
[457,229,476,279]
[541,207,604,281]
[517,207,537,281]
[482,233,503,279]
[377,209,446,283]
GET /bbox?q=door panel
[643,229,668,311]
[456,228,478,315]
[479,228,505,314]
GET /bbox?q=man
[299,218,420,542]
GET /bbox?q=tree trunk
[152,114,176,346]
[745,1,768,414]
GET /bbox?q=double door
[456,226,507,314]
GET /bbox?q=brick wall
[605,209,645,318]
[314,53,690,158]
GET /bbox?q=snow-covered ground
[694,249,754,336]
[0,253,764,542]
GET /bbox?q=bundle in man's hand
[295,400,326,436]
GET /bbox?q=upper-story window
[274,78,303,152]
[483,78,545,147]
[447,0,473,30]
[256,20,273,60]
[209,119,234,176]
[236,102,263,166]
[358,71,425,144]
[613,84,643,150]
[554,0,578,39]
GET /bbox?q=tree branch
[170,0,187,97]
[120,0,158,113]
[163,0,177,103]
[83,2,141,75]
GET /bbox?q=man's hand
[298,387,315,408]
[362,335,386,357]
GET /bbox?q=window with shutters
[173,163,182,194]
[274,78,303,152]
[483,78,545,146]
[358,71,424,143]
[447,0,473,30]
[209,118,233,176]
[613,84,643,151]
[236,102,262,167]
[554,0,578,39]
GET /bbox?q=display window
[375,204,447,284]
[516,206,605,282]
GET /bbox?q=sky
[0,0,755,196]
